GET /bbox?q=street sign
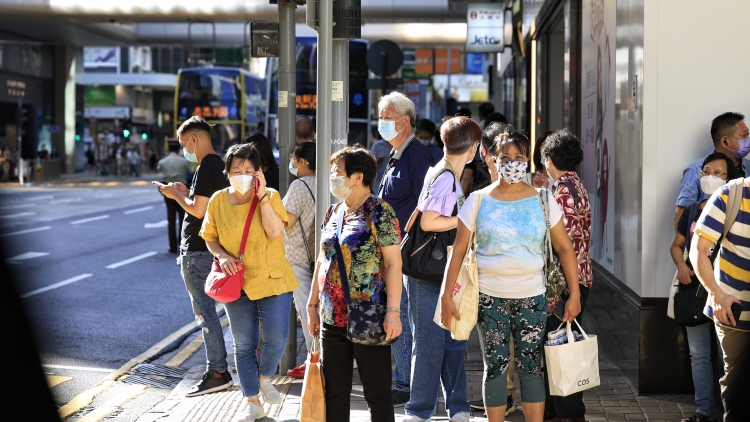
[466,3,505,53]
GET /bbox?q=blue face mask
[289,159,298,177]
[378,116,404,141]
[183,137,198,163]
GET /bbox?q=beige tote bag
[544,319,600,397]
[434,194,483,341]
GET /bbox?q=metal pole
[315,0,333,256]
[331,39,349,160]
[277,0,297,375]
[17,98,23,186]
[445,47,452,117]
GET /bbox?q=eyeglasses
[493,155,529,164]
[700,169,727,178]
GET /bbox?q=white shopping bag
[544,319,600,397]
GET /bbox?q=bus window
[176,69,242,122]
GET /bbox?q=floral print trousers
[476,293,547,405]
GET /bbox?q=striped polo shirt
[693,181,750,331]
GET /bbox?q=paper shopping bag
[300,339,325,422]
[544,319,600,397]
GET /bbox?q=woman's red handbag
[204,196,259,303]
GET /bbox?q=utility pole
[331,39,349,163]
[16,98,24,186]
[277,0,298,375]
[315,0,333,255]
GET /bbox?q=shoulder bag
[333,204,397,346]
[672,179,743,325]
[433,193,483,340]
[539,188,570,316]
[400,168,458,284]
[204,195,259,303]
[298,179,316,273]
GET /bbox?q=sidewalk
[0,172,156,188]
[149,279,711,422]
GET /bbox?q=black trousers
[716,324,750,422]
[320,323,394,422]
[164,197,184,252]
[543,285,590,418]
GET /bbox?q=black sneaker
[392,389,410,407]
[506,395,516,416]
[185,370,233,397]
[469,399,484,410]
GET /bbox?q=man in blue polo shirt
[377,91,435,408]
[674,112,750,230]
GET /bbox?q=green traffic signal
[123,129,131,138]
[141,132,148,141]
[75,134,81,142]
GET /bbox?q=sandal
[680,413,716,422]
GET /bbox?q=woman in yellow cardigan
[200,143,298,422]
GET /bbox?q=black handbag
[673,275,710,326]
[332,205,397,346]
[400,168,457,284]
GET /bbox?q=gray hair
[377,91,416,129]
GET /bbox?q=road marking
[27,195,54,201]
[71,215,110,225]
[124,206,154,214]
[49,197,81,204]
[76,384,147,422]
[0,226,51,237]
[106,251,158,269]
[144,220,168,229]
[0,212,35,218]
[0,203,34,210]
[21,274,93,298]
[46,375,73,388]
[6,251,49,263]
[43,364,116,373]
[57,319,200,419]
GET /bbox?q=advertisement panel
[466,3,505,53]
[580,0,616,272]
[83,47,119,70]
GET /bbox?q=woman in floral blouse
[306,146,403,422]
[539,129,592,422]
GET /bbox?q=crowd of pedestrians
[156,89,602,422]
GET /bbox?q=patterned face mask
[498,160,528,184]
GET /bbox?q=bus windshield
[176,69,242,122]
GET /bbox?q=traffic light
[123,129,131,138]
[141,132,148,141]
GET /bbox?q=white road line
[71,215,110,225]
[124,206,154,214]
[7,251,49,262]
[106,251,158,269]
[0,226,51,237]
[27,195,54,201]
[20,274,92,298]
[0,203,34,210]
[144,220,168,228]
[0,212,35,218]
[50,197,81,204]
[42,364,116,373]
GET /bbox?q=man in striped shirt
[690,180,750,422]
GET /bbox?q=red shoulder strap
[238,195,260,258]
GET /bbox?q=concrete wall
[641,0,750,298]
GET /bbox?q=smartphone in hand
[152,181,166,189]
[731,302,743,325]
[254,176,260,192]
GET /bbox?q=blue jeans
[180,251,228,373]
[291,263,314,351]
[392,276,413,392]
[224,291,292,397]
[686,322,717,416]
[405,279,470,419]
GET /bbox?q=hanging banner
[581,0,616,272]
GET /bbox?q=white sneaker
[259,378,283,404]
[401,415,431,422]
[450,412,471,422]
[233,402,266,422]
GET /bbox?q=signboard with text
[466,3,505,53]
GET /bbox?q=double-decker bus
[174,67,267,152]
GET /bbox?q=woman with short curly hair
[538,128,592,422]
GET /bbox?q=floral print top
[552,172,593,288]
[318,195,401,327]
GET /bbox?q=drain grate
[121,364,188,389]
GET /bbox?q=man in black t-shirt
[159,117,232,397]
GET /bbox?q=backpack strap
[559,179,579,208]
[723,178,744,239]
[684,202,700,252]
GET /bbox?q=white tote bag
[544,319,600,397]
[433,194,482,341]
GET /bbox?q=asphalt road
[0,184,196,406]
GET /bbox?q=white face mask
[330,175,352,200]
[378,116,404,141]
[700,175,726,196]
[230,174,254,194]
